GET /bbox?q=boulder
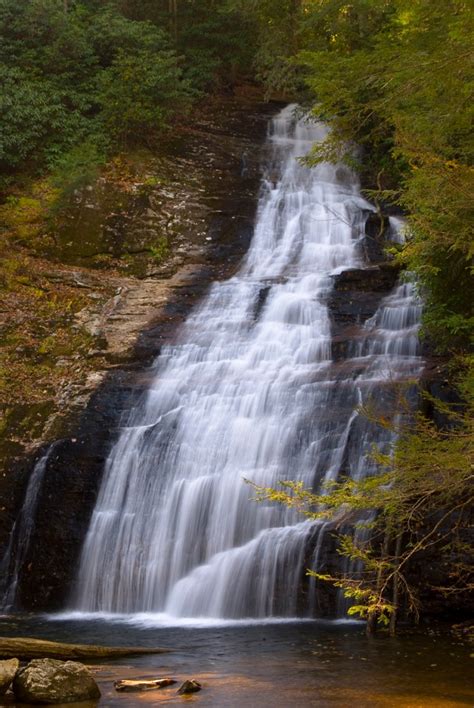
[0,658,19,695]
[177,679,202,695]
[13,658,100,704]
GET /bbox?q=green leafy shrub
[88,9,171,67]
[0,66,83,172]
[97,49,192,144]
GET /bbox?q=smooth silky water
[69,105,424,620]
[2,107,469,706]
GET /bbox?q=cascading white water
[72,106,423,619]
[0,442,60,609]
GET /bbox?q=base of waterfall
[47,611,359,629]
[0,615,470,706]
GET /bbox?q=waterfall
[71,105,423,619]
[0,442,60,610]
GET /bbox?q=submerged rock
[177,679,202,694]
[0,658,19,695]
[13,658,100,704]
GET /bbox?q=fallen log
[0,637,170,661]
[114,678,177,692]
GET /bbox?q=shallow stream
[0,616,472,707]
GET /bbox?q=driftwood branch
[114,678,177,692]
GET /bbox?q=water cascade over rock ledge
[1,105,424,618]
[71,106,423,620]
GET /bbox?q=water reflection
[0,617,471,707]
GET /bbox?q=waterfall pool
[0,616,471,706]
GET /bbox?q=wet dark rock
[364,211,387,240]
[327,264,399,329]
[177,679,202,695]
[254,285,271,320]
[330,331,360,361]
[13,658,100,704]
[332,264,398,293]
[10,376,138,611]
[357,210,389,263]
[420,371,465,430]
[0,658,19,695]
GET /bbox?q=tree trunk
[0,637,170,660]
[114,679,176,692]
[289,0,300,54]
[366,610,378,636]
[169,0,178,44]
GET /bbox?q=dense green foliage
[0,0,255,185]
